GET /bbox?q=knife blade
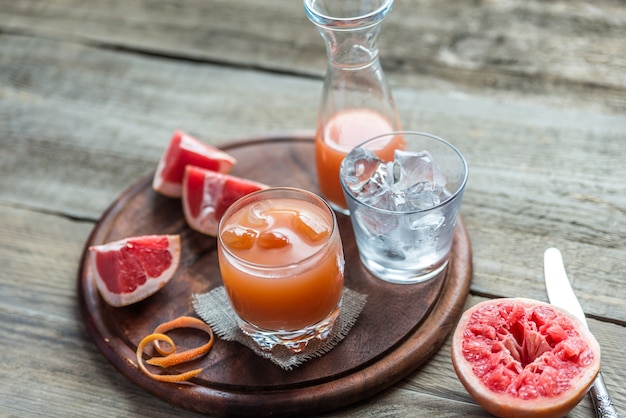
[544,247,588,327]
[543,248,619,418]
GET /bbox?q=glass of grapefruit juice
[217,187,345,353]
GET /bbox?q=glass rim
[303,0,394,29]
[217,187,339,270]
[339,130,469,214]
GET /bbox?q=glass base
[237,304,341,353]
[360,256,449,284]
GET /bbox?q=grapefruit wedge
[451,297,601,418]
[182,166,268,236]
[153,130,236,198]
[89,235,181,307]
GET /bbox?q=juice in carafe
[316,108,404,211]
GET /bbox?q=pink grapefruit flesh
[182,165,268,236]
[451,297,600,418]
[89,234,181,307]
[152,130,236,198]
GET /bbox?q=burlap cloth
[192,287,367,370]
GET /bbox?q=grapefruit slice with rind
[451,297,601,418]
[153,130,236,198]
[89,235,181,307]
[182,166,268,236]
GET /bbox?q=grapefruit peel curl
[136,316,215,383]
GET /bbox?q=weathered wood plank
[3,36,625,210]
[2,34,625,323]
[0,206,92,320]
[2,0,625,414]
[1,0,625,112]
[0,309,208,417]
[0,34,319,218]
[2,230,624,418]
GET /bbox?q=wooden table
[1,1,624,416]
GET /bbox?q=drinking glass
[217,187,345,353]
[340,131,468,284]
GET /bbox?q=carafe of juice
[304,0,402,214]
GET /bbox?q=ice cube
[344,147,450,212]
[243,200,274,227]
[408,212,445,232]
[354,206,398,238]
[257,231,290,249]
[394,149,446,191]
[342,148,392,206]
[382,245,405,261]
[391,149,448,211]
[293,212,330,241]
[222,227,258,250]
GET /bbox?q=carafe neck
[304,0,393,67]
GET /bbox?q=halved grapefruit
[89,235,181,307]
[152,130,237,198]
[451,297,601,418]
[182,166,268,236]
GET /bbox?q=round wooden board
[78,133,473,417]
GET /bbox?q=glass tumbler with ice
[340,131,468,284]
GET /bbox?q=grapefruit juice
[315,108,403,212]
[217,188,344,352]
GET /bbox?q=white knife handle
[590,372,619,418]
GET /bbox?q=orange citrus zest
[136,333,203,383]
[148,316,215,368]
[135,316,215,382]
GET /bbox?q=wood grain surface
[1,0,625,417]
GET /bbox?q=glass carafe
[304,0,401,214]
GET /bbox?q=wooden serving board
[78,133,472,417]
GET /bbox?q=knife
[544,248,619,418]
